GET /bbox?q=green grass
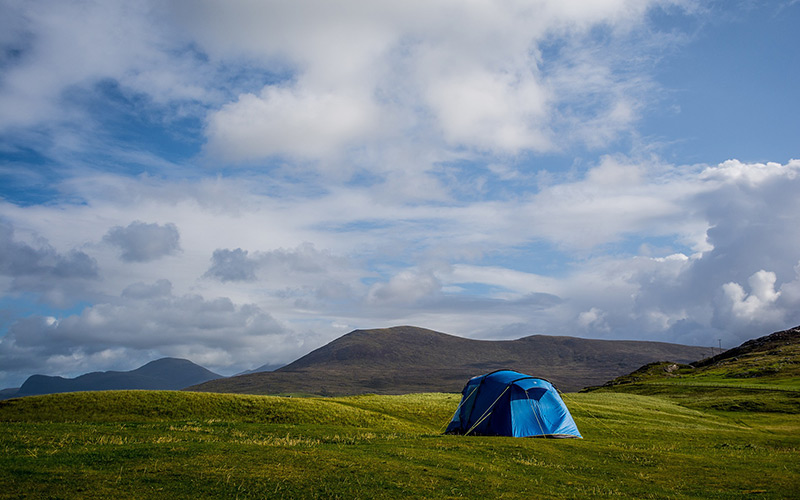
[1,389,798,499]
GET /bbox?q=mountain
[7,358,222,399]
[189,325,711,395]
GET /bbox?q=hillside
[584,325,800,413]
[8,358,222,398]
[691,324,800,373]
[190,326,710,394]
[592,325,800,389]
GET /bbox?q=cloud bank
[2,157,797,387]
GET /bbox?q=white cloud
[722,270,782,322]
[519,156,708,250]
[175,0,689,161]
[0,0,694,186]
[578,307,611,332]
[702,159,798,185]
[422,66,551,152]
[442,265,562,298]
[367,268,442,305]
[0,1,209,132]
[205,85,380,162]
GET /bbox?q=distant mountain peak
[9,357,222,398]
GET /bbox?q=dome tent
[445,369,581,438]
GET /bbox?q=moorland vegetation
[1,326,798,498]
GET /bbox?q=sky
[1,0,799,388]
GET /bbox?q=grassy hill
[1,387,798,498]
[190,326,710,394]
[584,325,800,413]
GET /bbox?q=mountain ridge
[190,325,711,394]
[5,357,222,399]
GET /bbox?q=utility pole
[718,339,722,353]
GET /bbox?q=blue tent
[445,370,581,438]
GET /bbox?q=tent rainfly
[445,369,582,438]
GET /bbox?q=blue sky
[1,0,799,387]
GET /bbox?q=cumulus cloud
[578,307,611,332]
[204,243,348,284]
[418,159,800,346]
[0,219,97,279]
[0,218,98,307]
[205,248,258,282]
[104,221,181,262]
[721,271,782,322]
[559,158,800,346]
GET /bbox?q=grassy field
[1,388,798,499]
